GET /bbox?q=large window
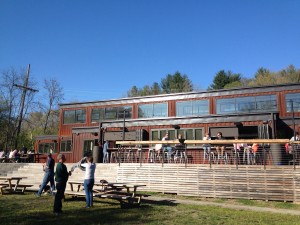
[151,128,203,142]
[63,109,86,124]
[216,95,277,114]
[286,93,300,112]
[138,103,168,118]
[91,106,132,122]
[38,142,57,154]
[60,140,72,152]
[176,100,209,117]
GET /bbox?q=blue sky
[1,0,299,103]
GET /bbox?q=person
[103,140,109,163]
[203,133,211,163]
[53,154,71,215]
[9,149,19,163]
[162,133,172,160]
[21,146,27,155]
[215,132,226,159]
[80,156,96,208]
[35,153,55,197]
[290,132,300,142]
[233,137,242,164]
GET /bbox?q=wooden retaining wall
[116,164,300,203]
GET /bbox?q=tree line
[127,65,300,96]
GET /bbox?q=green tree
[161,71,193,94]
[126,71,192,97]
[208,70,241,90]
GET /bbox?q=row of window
[38,140,72,154]
[63,93,300,124]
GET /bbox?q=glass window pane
[169,130,175,140]
[63,110,75,124]
[76,109,86,123]
[151,131,159,140]
[236,97,256,112]
[193,100,209,115]
[256,95,277,111]
[195,129,203,140]
[186,129,194,140]
[105,108,117,120]
[176,101,192,117]
[286,93,300,112]
[138,104,153,118]
[153,103,168,117]
[91,108,105,122]
[216,98,236,114]
[117,106,132,120]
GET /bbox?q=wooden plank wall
[116,164,300,203]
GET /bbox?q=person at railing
[215,132,226,160]
[233,137,242,164]
[289,132,300,161]
[203,133,211,163]
[251,143,259,164]
[103,140,109,163]
[162,133,173,161]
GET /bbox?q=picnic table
[0,176,33,194]
[66,180,149,208]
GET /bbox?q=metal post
[291,100,296,170]
[122,109,126,141]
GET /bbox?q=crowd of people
[0,146,34,163]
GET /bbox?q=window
[60,140,72,152]
[91,108,105,121]
[63,109,86,124]
[38,142,57,154]
[216,95,277,114]
[138,103,168,118]
[151,128,203,142]
[286,93,300,112]
[176,100,209,117]
[91,106,132,122]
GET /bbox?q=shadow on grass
[0,193,178,225]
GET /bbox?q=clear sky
[1,0,299,103]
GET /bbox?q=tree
[42,78,64,134]
[0,66,37,151]
[160,71,193,94]
[208,70,241,90]
[126,71,193,97]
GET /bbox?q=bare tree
[43,78,64,134]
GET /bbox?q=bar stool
[147,148,155,163]
[110,151,118,163]
[126,148,135,163]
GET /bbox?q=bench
[13,184,34,193]
[95,191,150,208]
[0,184,9,194]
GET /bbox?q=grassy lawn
[1,192,300,225]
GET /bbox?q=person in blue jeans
[35,153,55,197]
[81,156,96,208]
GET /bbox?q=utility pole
[13,64,38,148]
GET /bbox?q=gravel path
[146,196,300,216]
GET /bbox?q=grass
[1,192,300,225]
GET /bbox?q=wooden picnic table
[66,180,148,207]
[0,176,32,194]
